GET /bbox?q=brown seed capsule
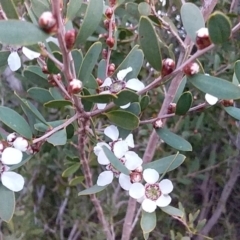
[105,8,113,19]
[167,103,176,114]
[68,79,82,94]
[96,78,103,86]
[108,63,115,76]
[106,37,115,48]
[42,65,49,74]
[196,28,211,50]
[109,0,116,7]
[38,11,57,34]
[65,29,77,50]
[153,119,163,129]
[102,49,108,59]
[221,99,234,107]
[183,62,200,76]
[161,58,175,77]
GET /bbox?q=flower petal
[120,103,131,109]
[125,134,134,148]
[13,137,28,152]
[101,77,112,87]
[129,182,145,199]
[143,169,159,184]
[205,93,218,105]
[117,67,132,81]
[97,171,114,186]
[126,79,145,91]
[142,199,157,213]
[156,194,172,207]
[22,47,40,60]
[119,173,132,190]
[104,125,119,141]
[1,171,24,192]
[125,151,143,170]
[2,147,23,165]
[97,150,110,165]
[159,179,173,194]
[113,140,128,158]
[8,52,21,71]
[97,103,107,110]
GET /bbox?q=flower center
[110,81,126,94]
[106,158,125,178]
[145,183,161,201]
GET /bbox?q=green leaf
[173,77,187,103]
[139,16,162,71]
[28,87,54,104]
[49,87,64,100]
[82,88,94,111]
[140,95,150,111]
[190,74,240,100]
[80,93,117,103]
[78,184,108,196]
[47,129,67,146]
[143,154,186,173]
[69,176,85,186]
[46,51,62,74]
[24,66,49,88]
[208,11,231,44]
[0,0,18,19]
[66,0,83,21]
[74,0,103,45]
[72,49,83,78]
[0,51,10,67]
[234,60,240,82]
[156,128,192,151]
[79,42,102,87]
[102,146,129,175]
[0,20,49,46]
[224,106,240,120]
[97,59,107,80]
[161,206,184,217]
[125,103,141,116]
[44,100,72,108]
[141,211,156,234]
[114,90,139,106]
[0,106,32,139]
[62,163,80,177]
[176,91,193,115]
[138,2,151,16]
[0,185,15,222]
[114,45,144,79]
[180,3,204,42]
[104,110,139,130]
[15,93,48,125]
[126,3,140,20]
[31,0,50,18]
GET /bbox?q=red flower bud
[106,37,115,48]
[38,11,57,34]
[108,63,115,76]
[105,8,113,19]
[221,99,234,107]
[196,28,211,50]
[65,29,77,50]
[161,58,175,77]
[167,103,176,114]
[153,119,163,129]
[183,62,200,76]
[96,78,103,86]
[102,49,108,59]
[42,65,49,74]
[68,79,82,94]
[109,0,116,7]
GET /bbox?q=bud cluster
[68,79,82,94]
[161,58,175,77]
[103,7,115,49]
[183,62,200,76]
[38,11,57,34]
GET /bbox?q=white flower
[12,137,29,152]
[205,93,218,105]
[94,125,134,165]
[129,169,173,213]
[8,47,40,71]
[0,147,24,192]
[97,67,145,109]
[97,151,142,187]
[7,133,17,144]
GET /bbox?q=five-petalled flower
[97,67,144,109]
[129,168,173,213]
